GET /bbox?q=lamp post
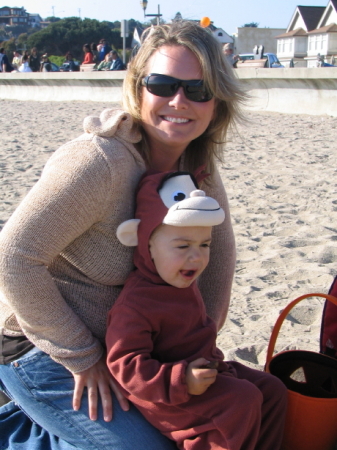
[140,0,148,19]
[140,1,162,26]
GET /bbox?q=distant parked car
[238,52,284,68]
[264,53,284,68]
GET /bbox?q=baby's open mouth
[180,270,196,278]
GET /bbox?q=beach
[1,99,336,371]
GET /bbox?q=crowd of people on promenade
[0,37,125,73]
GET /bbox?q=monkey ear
[116,219,140,246]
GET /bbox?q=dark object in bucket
[269,350,337,398]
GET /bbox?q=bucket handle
[266,293,337,367]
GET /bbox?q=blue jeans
[0,348,176,450]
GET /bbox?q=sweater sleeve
[106,303,191,406]
[83,53,93,64]
[0,139,116,372]
[198,166,236,331]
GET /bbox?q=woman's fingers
[72,356,129,422]
[97,376,113,422]
[72,374,85,412]
[109,377,130,412]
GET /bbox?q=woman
[18,53,32,72]
[28,47,40,72]
[96,52,113,71]
[60,52,77,72]
[82,43,94,64]
[91,42,99,63]
[40,53,52,72]
[0,21,245,449]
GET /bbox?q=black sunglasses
[141,73,213,103]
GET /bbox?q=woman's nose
[168,87,189,108]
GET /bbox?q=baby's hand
[186,358,218,395]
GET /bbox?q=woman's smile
[162,116,191,124]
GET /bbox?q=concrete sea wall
[236,67,337,117]
[0,68,337,116]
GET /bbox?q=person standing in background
[223,43,239,67]
[98,39,111,62]
[28,48,40,72]
[82,44,94,64]
[90,43,99,63]
[40,54,52,72]
[12,51,22,70]
[110,50,125,70]
[0,48,14,72]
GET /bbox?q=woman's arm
[0,140,114,372]
[198,166,236,331]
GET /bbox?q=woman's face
[140,45,215,168]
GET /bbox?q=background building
[0,6,30,26]
[232,27,286,55]
[276,1,337,67]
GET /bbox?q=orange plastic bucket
[265,293,337,450]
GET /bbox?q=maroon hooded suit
[106,171,287,450]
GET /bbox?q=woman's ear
[116,219,141,246]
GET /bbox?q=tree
[26,17,133,59]
[45,17,62,23]
[128,19,144,33]
[173,12,183,22]
[17,33,28,50]
[1,37,16,54]
[242,22,259,27]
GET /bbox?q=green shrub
[49,55,65,66]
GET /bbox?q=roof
[275,28,308,38]
[331,0,337,11]
[308,23,337,33]
[297,6,325,31]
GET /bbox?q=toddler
[106,170,287,450]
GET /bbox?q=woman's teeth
[163,116,189,123]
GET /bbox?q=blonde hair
[123,20,247,176]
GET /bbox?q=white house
[276,5,324,67]
[29,14,42,28]
[276,1,337,67]
[306,0,337,66]
[211,27,234,45]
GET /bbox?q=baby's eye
[177,245,188,249]
[201,243,211,248]
[173,191,186,202]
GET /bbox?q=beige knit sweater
[0,109,236,373]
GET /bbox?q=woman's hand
[72,355,129,421]
[186,358,218,395]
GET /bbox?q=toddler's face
[149,224,212,288]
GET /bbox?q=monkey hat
[117,170,225,283]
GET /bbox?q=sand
[1,99,337,372]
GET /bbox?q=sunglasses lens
[146,75,179,97]
[144,74,212,102]
[185,81,212,102]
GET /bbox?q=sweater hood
[83,108,142,143]
[117,170,225,284]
